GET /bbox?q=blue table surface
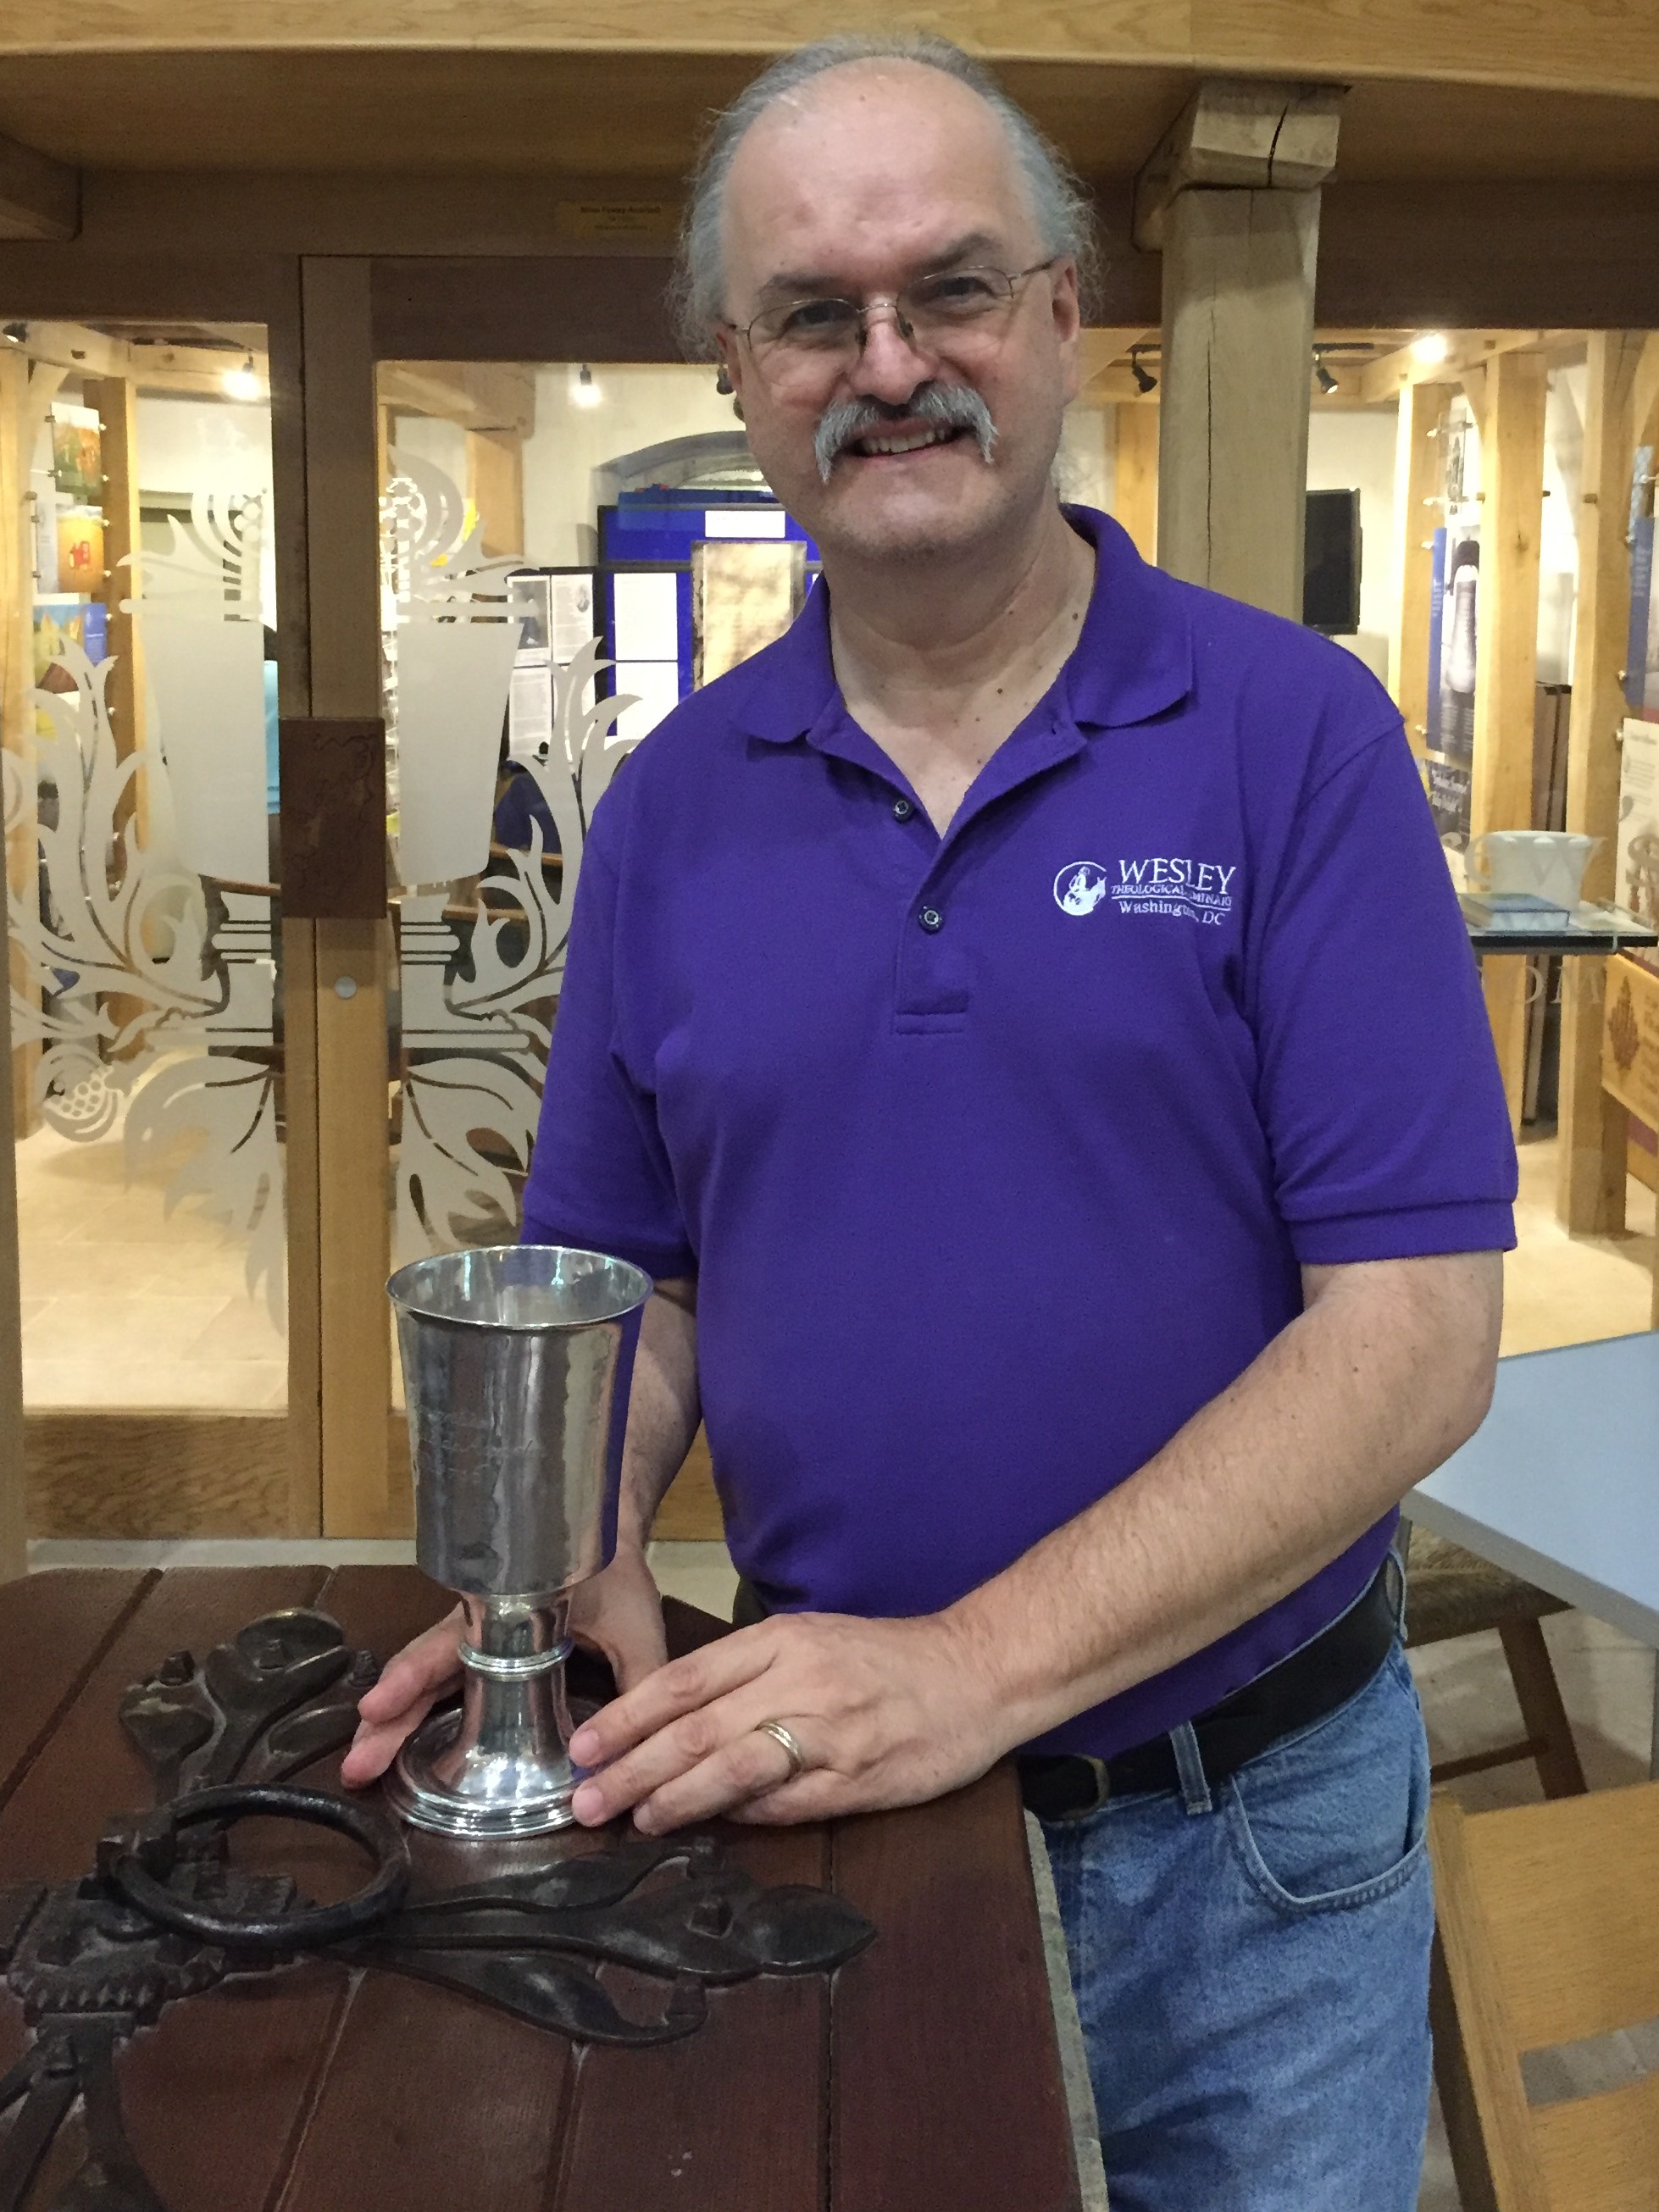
[1410,1329,1659,1644]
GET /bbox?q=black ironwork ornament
[0,1608,874,2212]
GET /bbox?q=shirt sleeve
[1251,720,1518,1264]
[519,804,696,1281]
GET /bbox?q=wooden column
[0,718,19,1579]
[1112,402,1159,563]
[81,377,144,772]
[269,274,325,1537]
[1388,380,1453,758]
[466,428,524,560]
[1156,190,1319,616]
[1558,333,1647,1234]
[2,353,59,1145]
[0,346,29,1571]
[1136,81,1341,619]
[299,258,397,1538]
[1467,352,1548,1130]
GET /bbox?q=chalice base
[386,1705,580,1839]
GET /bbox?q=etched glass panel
[4,319,286,1411]
[376,358,806,1269]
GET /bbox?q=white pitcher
[1466,830,1600,911]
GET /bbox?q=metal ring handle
[102,1783,410,1951]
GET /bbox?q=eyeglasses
[725,261,1057,385]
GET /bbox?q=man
[346,36,1516,2208]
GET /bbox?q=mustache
[813,383,998,483]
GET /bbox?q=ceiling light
[1411,332,1450,366]
[223,354,262,402]
[2,321,25,345]
[572,363,602,410]
[1129,346,1157,396]
[1314,357,1340,395]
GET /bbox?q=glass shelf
[1460,897,1659,956]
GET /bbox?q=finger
[567,1630,774,1768]
[340,1686,443,1786]
[353,1614,463,1725]
[569,1684,799,1825]
[571,1612,669,1695]
[725,1771,849,1825]
[592,1725,803,1835]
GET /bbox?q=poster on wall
[1435,518,1480,762]
[692,541,805,687]
[1423,517,1478,855]
[1617,716,1659,938]
[49,402,102,503]
[55,511,104,595]
[1627,492,1659,717]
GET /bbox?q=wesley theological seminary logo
[1055,857,1239,927]
[1054,861,1111,915]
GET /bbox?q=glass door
[3,313,303,1537]
[364,344,813,1540]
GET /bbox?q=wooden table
[0,1566,1082,2211]
[1408,1329,1659,1770]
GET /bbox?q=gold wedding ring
[754,1718,808,1782]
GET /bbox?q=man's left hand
[566,1610,1007,1832]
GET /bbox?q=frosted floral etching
[5,635,285,1319]
[381,455,637,1262]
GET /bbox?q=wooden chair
[1430,1782,1659,2211]
[1402,1522,1588,1799]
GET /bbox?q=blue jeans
[1042,1643,1434,2210]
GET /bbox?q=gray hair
[672,33,1099,355]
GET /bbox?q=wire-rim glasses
[725,260,1058,382]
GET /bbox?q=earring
[715,365,733,396]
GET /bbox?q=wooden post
[466,428,524,561]
[269,280,325,1538]
[1558,333,1646,1235]
[1156,188,1320,618]
[0,870,19,1580]
[300,258,397,1538]
[1136,82,1340,620]
[81,378,144,770]
[1,352,58,1145]
[1112,403,1159,563]
[1388,380,1453,760]
[0,349,25,1577]
[1467,352,1548,1131]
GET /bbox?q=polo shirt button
[892,796,913,820]
[918,906,943,933]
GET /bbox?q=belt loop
[1384,1544,1408,1639]
[1170,1721,1213,1816]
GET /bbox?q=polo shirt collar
[730,504,1192,747]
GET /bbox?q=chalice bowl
[384,1244,652,1838]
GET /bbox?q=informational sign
[1603,951,1659,1128]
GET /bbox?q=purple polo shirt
[523,507,1517,1760]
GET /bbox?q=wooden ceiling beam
[1133,79,1344,250]
[380,359,535,435]
[8,319,272,398]
[1356,330,1556,406]
[0,131,76,241]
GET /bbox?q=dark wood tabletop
[0,1566,1081,2212]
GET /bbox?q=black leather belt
[1017,1561,1399,1823]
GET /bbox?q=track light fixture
[1129,345,1158,395]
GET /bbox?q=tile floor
[15,1110,286,1408]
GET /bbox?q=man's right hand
[340,1544,670,1788]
